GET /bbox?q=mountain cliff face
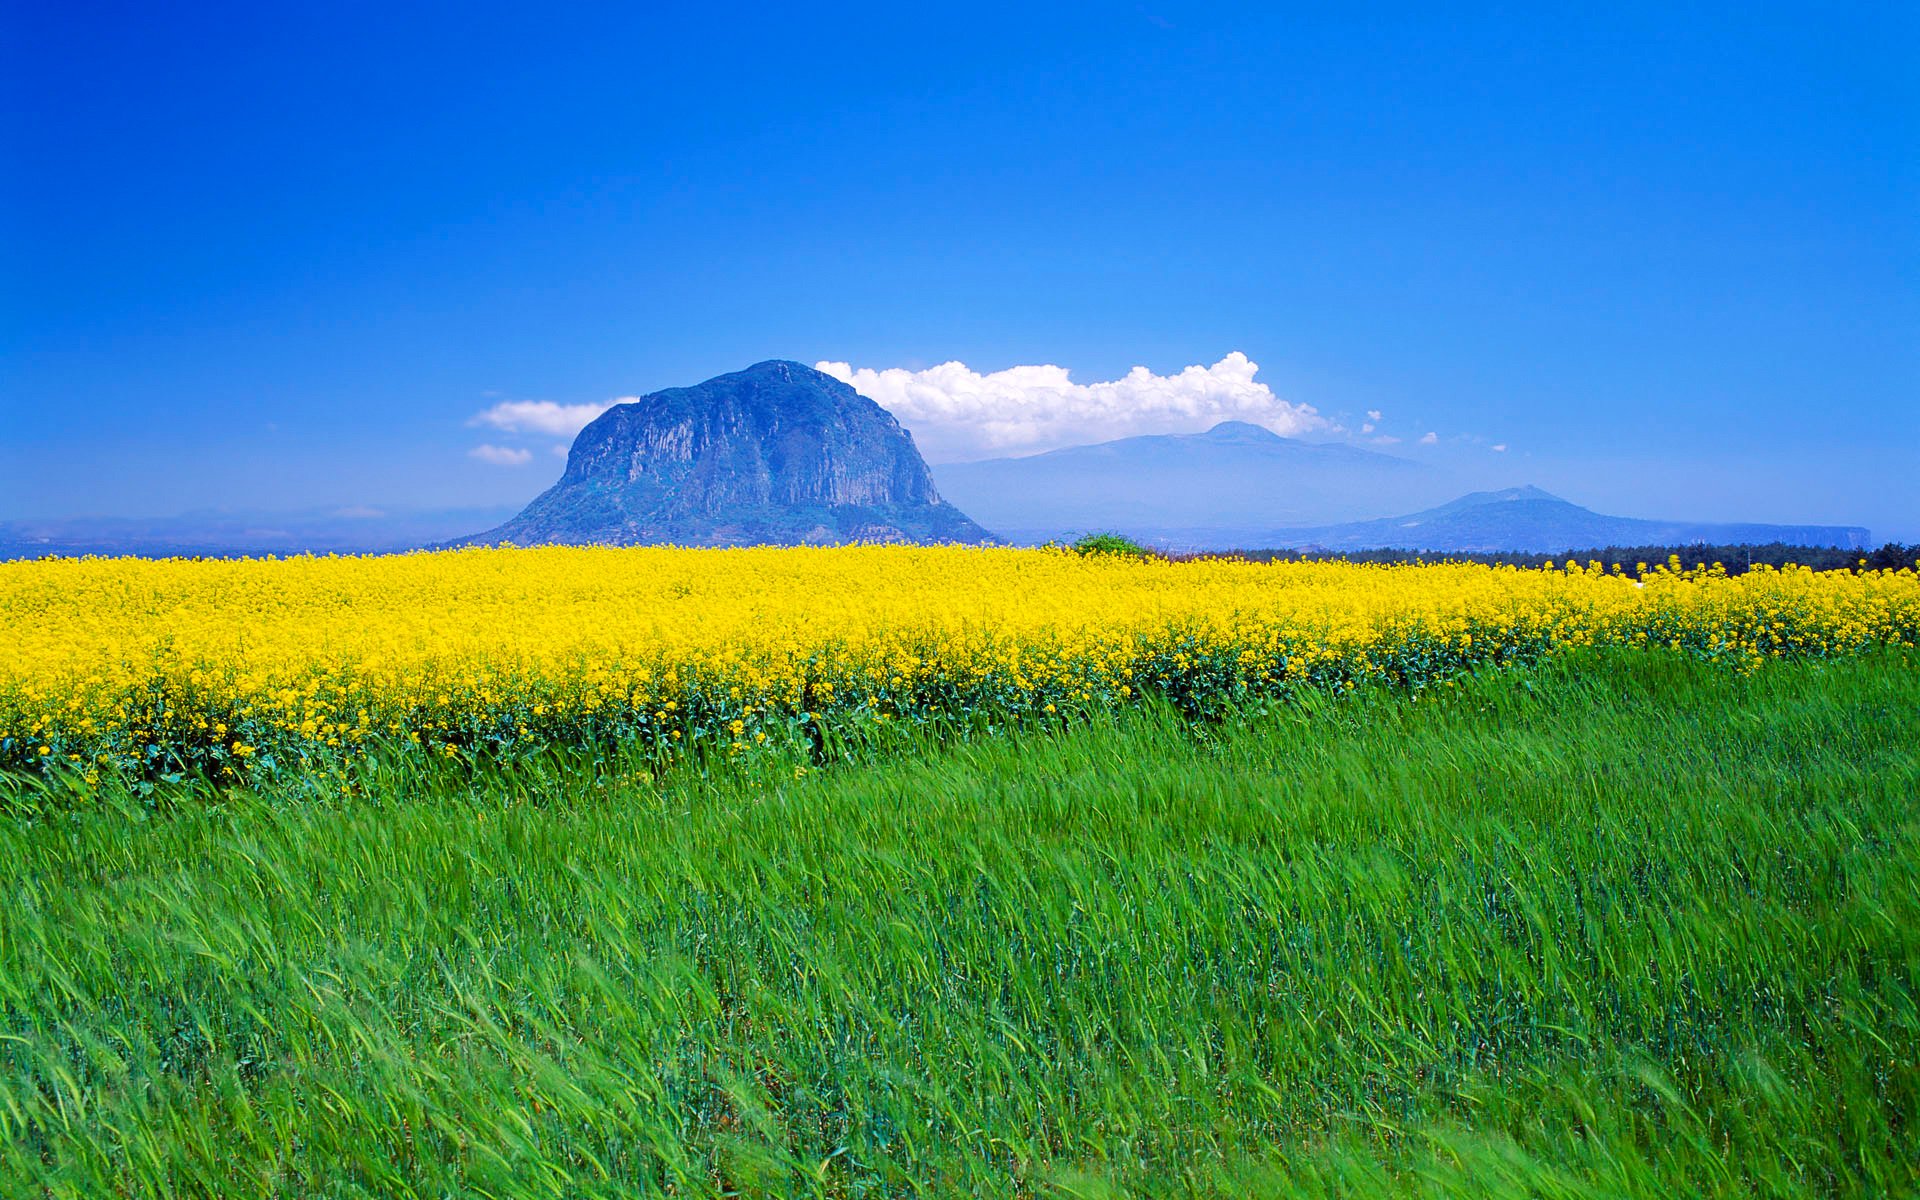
[478,361,994,546]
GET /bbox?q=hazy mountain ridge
[3,390,1873,559]
[0,507,519,560]
[475,361,993,547]
[932,421,1451,545]
[1261,486,1871,554]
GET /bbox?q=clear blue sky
[4,2,1915,537]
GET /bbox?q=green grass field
[3,651,1916,1197]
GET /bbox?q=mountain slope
[1265,486,1871,553]
[931,421,1447,545]
[477,361,993,547]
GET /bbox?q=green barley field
[3,650,1916,1197]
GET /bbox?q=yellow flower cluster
[2,547,1914,781]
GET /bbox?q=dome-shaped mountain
[477,360,994,547]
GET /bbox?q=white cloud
[1491,443,1508,452]
[1370,434,1402,446]
[470,444,533,467]
[1360,422,1375,434]
[1420,431,1439,445]
[332,505,385,519]
[471,399,623,438]
[815,351,1324,461]
[1366,409,1383,422]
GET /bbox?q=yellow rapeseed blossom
[0,545,1913,779]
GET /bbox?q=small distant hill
[475,361,993,547]
[1264,486,1871,554]
[932,421,1445,545]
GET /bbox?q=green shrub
[1069,531,1153,558]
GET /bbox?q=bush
[1069,532,1153,558]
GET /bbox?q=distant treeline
[1190,541,1919,575]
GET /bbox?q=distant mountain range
[3,373,1873,558]
[0,506,518,560]
[1258,486,1871,554]
[474,360,990,547]
[932,421,1453,545]
[930,422,1869,552]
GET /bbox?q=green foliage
[2,651,1916,1196]
[1068,531,1154,558]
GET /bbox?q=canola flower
[1,546,1915,783]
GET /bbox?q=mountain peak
[1477,485,1563,504]
[1425,485,1570,519]
[732,359,828,383]
[477,362,994,547]
[1200,420,1285,444]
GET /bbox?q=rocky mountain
[1262,486,1871,554]
[931,421,1450,547]
[477,361,993,547]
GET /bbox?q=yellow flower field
[2,546,1915,781]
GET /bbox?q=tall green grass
[2,651,1916,1197]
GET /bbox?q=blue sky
[4,1,1916,537]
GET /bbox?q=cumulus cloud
[1366,409,1383,422]
[815,352,1324,461]
[471,399,622,438]
[470,444,533,467]
[1420,431,1439,445]
[1360,422,1375,434]
[1491,443,1508,452]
